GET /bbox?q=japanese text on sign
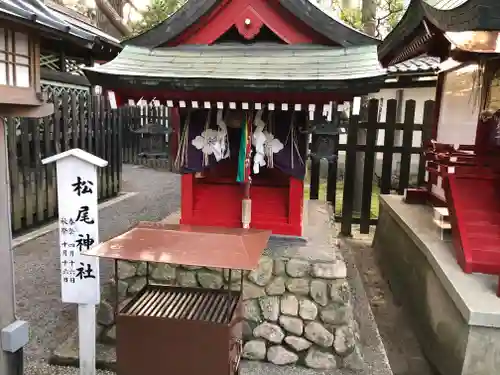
[55,156,101,305]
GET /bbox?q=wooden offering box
[83,222,271,375]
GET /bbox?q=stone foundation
[375,195,500,375]
[96,253,364,371]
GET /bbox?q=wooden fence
[308,98,434,236]
[121,104,169,168]
[7,93,122,234]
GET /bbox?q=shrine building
[375,1,500,375]
[84,0,386,236]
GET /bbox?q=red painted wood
[180,172,303,236]
[171,0,332,46]
[170,0,324,236]
[235,7,265,40]
[288,177,304,234]
[445,171,500,275]
[108,90,125,107]
[180,174,194,224]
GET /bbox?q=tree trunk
[361,0,377,36]
[95,0,132,37]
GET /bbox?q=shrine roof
[83,43,386,93]
[0,0,121,57]
[387,56,440,75]
[378,0,500,65]
[123,0,378,48]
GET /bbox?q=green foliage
[130,0,185,36]
[380,0,405,31]
[334,0,404,38]
[339,7,364,31]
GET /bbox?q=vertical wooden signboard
[42,149,108,375]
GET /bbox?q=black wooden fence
[7,93,122,234]
[308,98,434,236]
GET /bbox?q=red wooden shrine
[85,0,385,236]
[378,0,500,282]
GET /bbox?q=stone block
[253,322,285,344]
[279,315,303,336]
[304,322,333,348]
[265,277,286,296]
[117,261,136,280]
[243,340,267,360]
[243,300,262,323]
[259,296,280,322]
[284,336,312,351]
[267,345,298,365]
[248,256,274,286]
[285,278,310,295]
[299,299,318,320]
[151,264,176,282]
[286,259,310,278]
[305,348,337,369]
[280,295,299,316]
[312,261,347,279]
[197,271,223,289]
[310,279,329,306]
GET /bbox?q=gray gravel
[24,361,351,375]
[24,363,115,375]
[13,165,180,368]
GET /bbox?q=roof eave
[83,69,387,95]
[378,0,425,65]
[387,69,438,77]
[0,0,121,57]
[122,0,218,47]
[279,0,379,47]
[0,12,95,49]
[379,0,500,65]
[124,0,381,49]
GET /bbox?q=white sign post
[42,149,108,375]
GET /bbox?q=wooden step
[433,218,452,241]
[433,206,449,223]
[446,172,500,274]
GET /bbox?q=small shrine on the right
[375,1,500,375]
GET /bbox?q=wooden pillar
[0,118,19,375]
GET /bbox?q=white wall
[371,86,436,147]
[334,84,436,185]
[338,86,436,147]
[436,64,480,146]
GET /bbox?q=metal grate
[123,286,239,323]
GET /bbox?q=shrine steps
[432,206,451,241]
[445,173,500,274]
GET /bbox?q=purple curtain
[180,109,307,180]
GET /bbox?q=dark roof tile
[0,0,121,51]
[387,56,440,74]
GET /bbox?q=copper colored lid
[82,222,271,270]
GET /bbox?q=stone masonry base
[51,202,390,374]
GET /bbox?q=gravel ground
[342,225,435,375]
[13,165,180,370]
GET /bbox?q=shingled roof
[84,43,386,93]
[379,0,500,65]
[387,56,440,75]
[0,0,121,58]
